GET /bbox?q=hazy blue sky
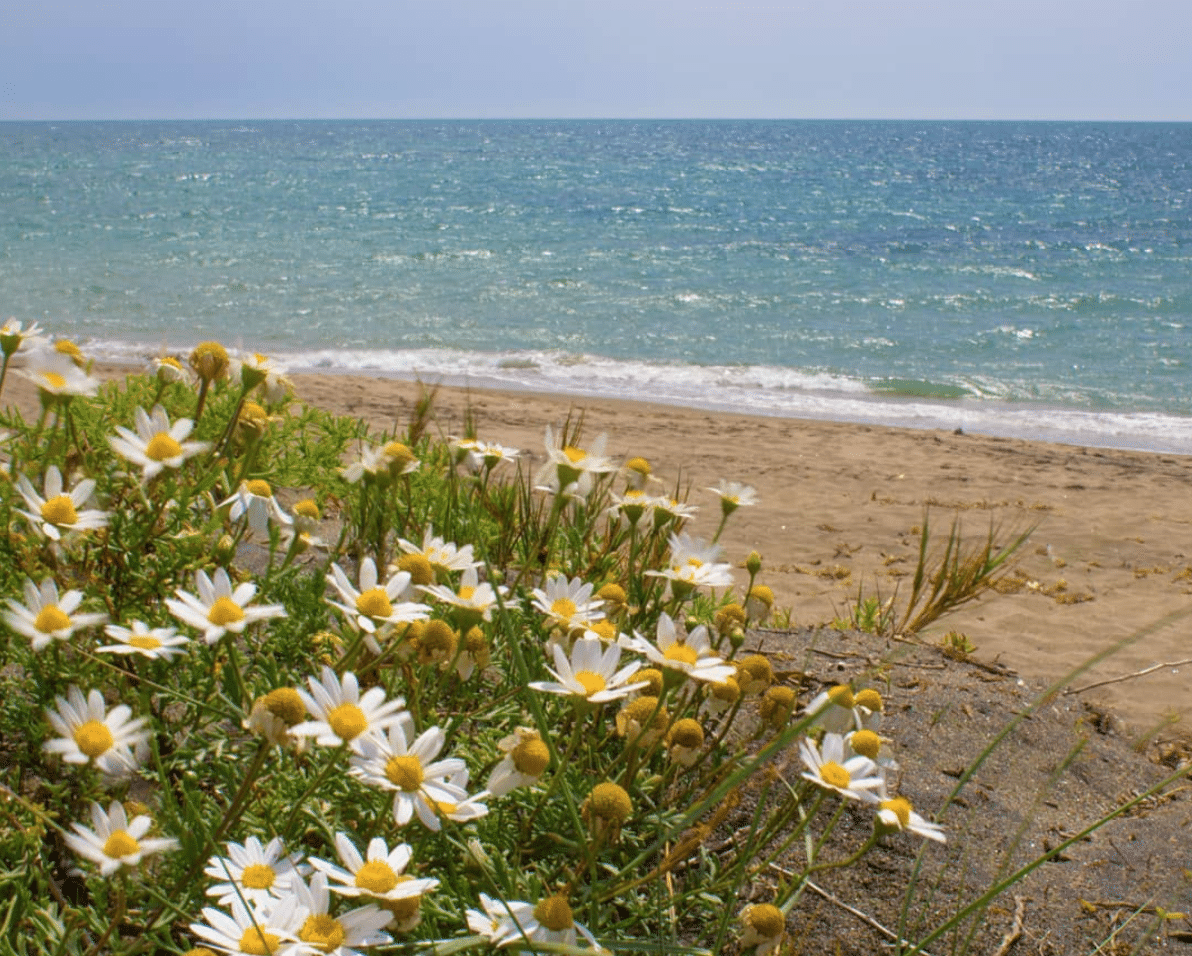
[3,0,1189,121]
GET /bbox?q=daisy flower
[289,871,394,955]
[190,895,303,956]
[739,902,786,955]
[109,404,210,481]
[166,567,286,645]
[341,441,419,484]
[874,786,947,843]
[310,832,439,904]
[325,558,427,635]
[649,495,699,528]
[149,355,189,385]
[708,479,759,516]
[646,531,736,594]
[799,732,884,802]
[535,424,617,498]
[15,465,108,541]
[620,613,735,685]
[232,350,285,391]
[486,727,551,796]
[98,621,190,661]
[341,443,389,485]
[244,687,309,751]
[504,894,601,952]
[419,565,504,625]
[43,686,150,776]
[0,317,46,357]
[803,685,884,734]
[65,800,177,876]
[467,894,538,948]
[349,721,467,831]
[204,835,308,907]
[220,479,293,538]
[530,575,605,632]
[607,488,652,527]
[530,636,647,704]
[846,727,898,777]
[397,529,476,576]
[18,352,100,402]
[4,578,107,651]
[470,439,520,473]
[290,667,408,751]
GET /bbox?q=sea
[2,120,1190,453]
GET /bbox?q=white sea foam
[84,338,1192,456]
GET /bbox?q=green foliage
[0,336,1176,956]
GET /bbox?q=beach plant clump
[0,327,955,955]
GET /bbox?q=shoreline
[8,360,1192,738]
[80,341,1192,457]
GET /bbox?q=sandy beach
[10,365,1192,738]
[291,370,1192,740]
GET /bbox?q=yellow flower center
[259,688,304,726]
[668,718,704,749]
[299,914,345,951]
[41,495,79,526]
[238,927,281,955]
[207,597,245,627]
[43,371,67,390]
[588,782,632,822]
[34,604,71,633]
[102,830,140,859]
[827,685,855,708]
[241,863,276,890]
[663,642,699,666]
[850,730,882,760]
[293,498,320,520]
[245,479,272,497]
[745,903,785,937]
[457,585,476,602]
[562,446,587,464]
[549,597,577,621]
[129,635,163,650]
[356,587,393,619]
[881,796,913,828]
[819,761,851,790]
[855,688,883,712]
[511,737,550,776]
[327,702,368,741]
[74,720,114,758]
[573,670,607,697]
[384,442,416,470]
[385,755,424,791]
[710,676,740,703]
[355,859,399,894]
[145,431,184,462]
[533,895,575,932]
[397,554,434,586]
[589,620,617,643]
[190,341,229,381]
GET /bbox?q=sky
[2,0,1189,121]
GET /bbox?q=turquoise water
[2,120,1190,451]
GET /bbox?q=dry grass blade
[894,509,1034,637]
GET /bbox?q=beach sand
[10,365,1192,738]
[291,371,1192,740]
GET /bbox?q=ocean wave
[82,338,1192,455]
